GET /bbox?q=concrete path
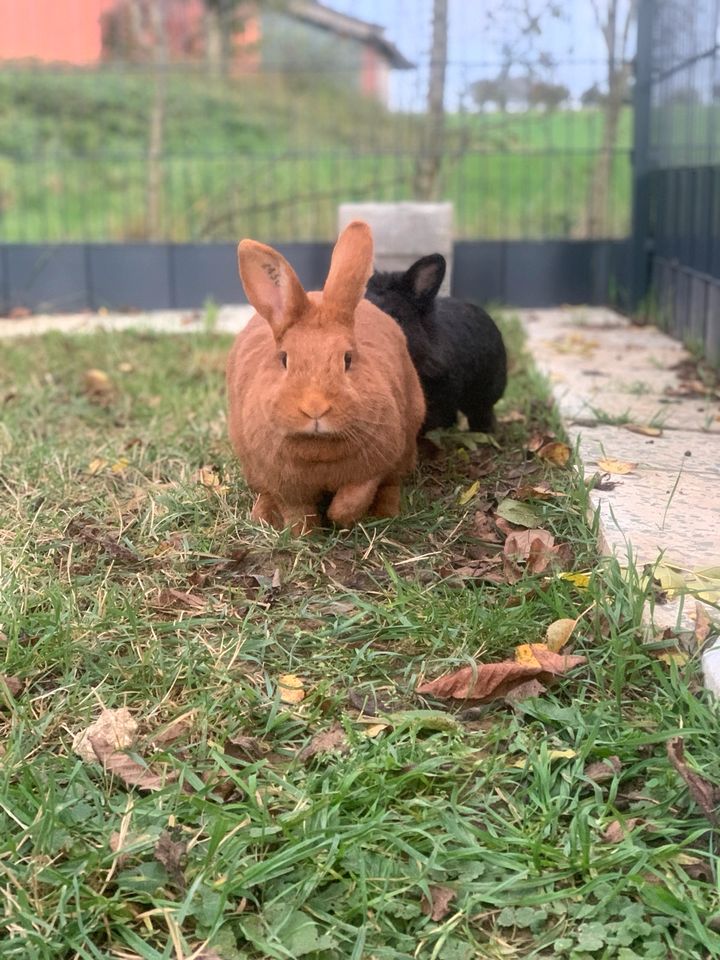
[523,307,720,683]
[0,305,254,339]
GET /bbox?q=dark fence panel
[634,0,720,364]
[0,239,631,315]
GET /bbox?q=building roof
[286,0,414,69]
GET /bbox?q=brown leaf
[154,831,187,891]
[90,735,172,792]
[224,735,268,761]
[299,723,349,761]
[152,710,196,747]
[498,410,526,424]
[537,441,571,467]
[73,707,137,763]
[66,517,141,565]
[515,483,566,501]
[602,817,639,843]
[667,737,720,825]
[420,884,456,922]
[585,756,622,783]
[1,675,23,697]
[527,431,552,453]
[472,510,501,543]
[152,588,207,613]
[504,678,547,703]
[694,602,712,648]
[416,649,586,702]
[503,529,556,575]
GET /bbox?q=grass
[1,317,720,959]
[0,66,633,243]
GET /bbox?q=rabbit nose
[300,403,331,421]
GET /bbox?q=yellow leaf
[111,457,129,474]
[545,618,578,653]
[87,457,108,475]
[193,466,229,495]
[657,651,689,666]
[458,480,480,505]
[509,756,527,768]
[559,571,591,588]
[514,643,543,667]
[548,748,577,760]
[277,674,305,704]
[596,458,637,475]
[624,423,663,438]
[653,563,687,596]
[83,368,112,395]
[537,441,571,467]
[363,723,389,739]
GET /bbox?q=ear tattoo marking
[262,262,281,287]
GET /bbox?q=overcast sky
[325,0,632,109]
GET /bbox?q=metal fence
[0,0,632,245]
[633,0,720,363]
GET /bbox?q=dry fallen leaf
[624,423,663,438]
[224,734,268,761]
[596,458,637,475]
[458,480,480,505]
[152,588,207,614]
[193,466,229,495]
[83,368,113,399]
[421,884,456,922]
[667,736,719,825]
[90,735,171,792]
[299,724,349,761]
[503,528,557,575]
[278,674,305,705]
[602,817,639,843]
[498,410,526,424]
[585,756,622,783]
[504,678,547,703]
[693,602,712,648]
[0,675,23,697]
[515,483,566,501]
[154,831,187,891]
[416,648,586,702]
[73,707,137,763]
[362,722,390,738]
[472,511,501,542]
[87,457,109,475]
[559,571,591,589]
[537,441,571,467]
[109,831,132,871]
[545,617,578,653]
[152,710,197,747]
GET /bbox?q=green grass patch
[1,319,719,958]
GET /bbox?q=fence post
[630,0,654,314]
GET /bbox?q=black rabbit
[365,254,507,433]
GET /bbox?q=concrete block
[338,202,453,295]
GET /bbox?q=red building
[0,0,412,106]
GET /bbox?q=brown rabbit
[226,221,426,533]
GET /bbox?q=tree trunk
[205,4,225,78]
[147,0,167,241]
[414,0,448,201]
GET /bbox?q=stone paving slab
[524,307,720,667]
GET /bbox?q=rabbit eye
[344,352,352,371]
[279,351,288,369]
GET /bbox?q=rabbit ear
[404,254,446,304]
[238,240,310,340]
[322,220,373,324]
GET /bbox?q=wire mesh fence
[636,0,720,361]
[0,0,634,244]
